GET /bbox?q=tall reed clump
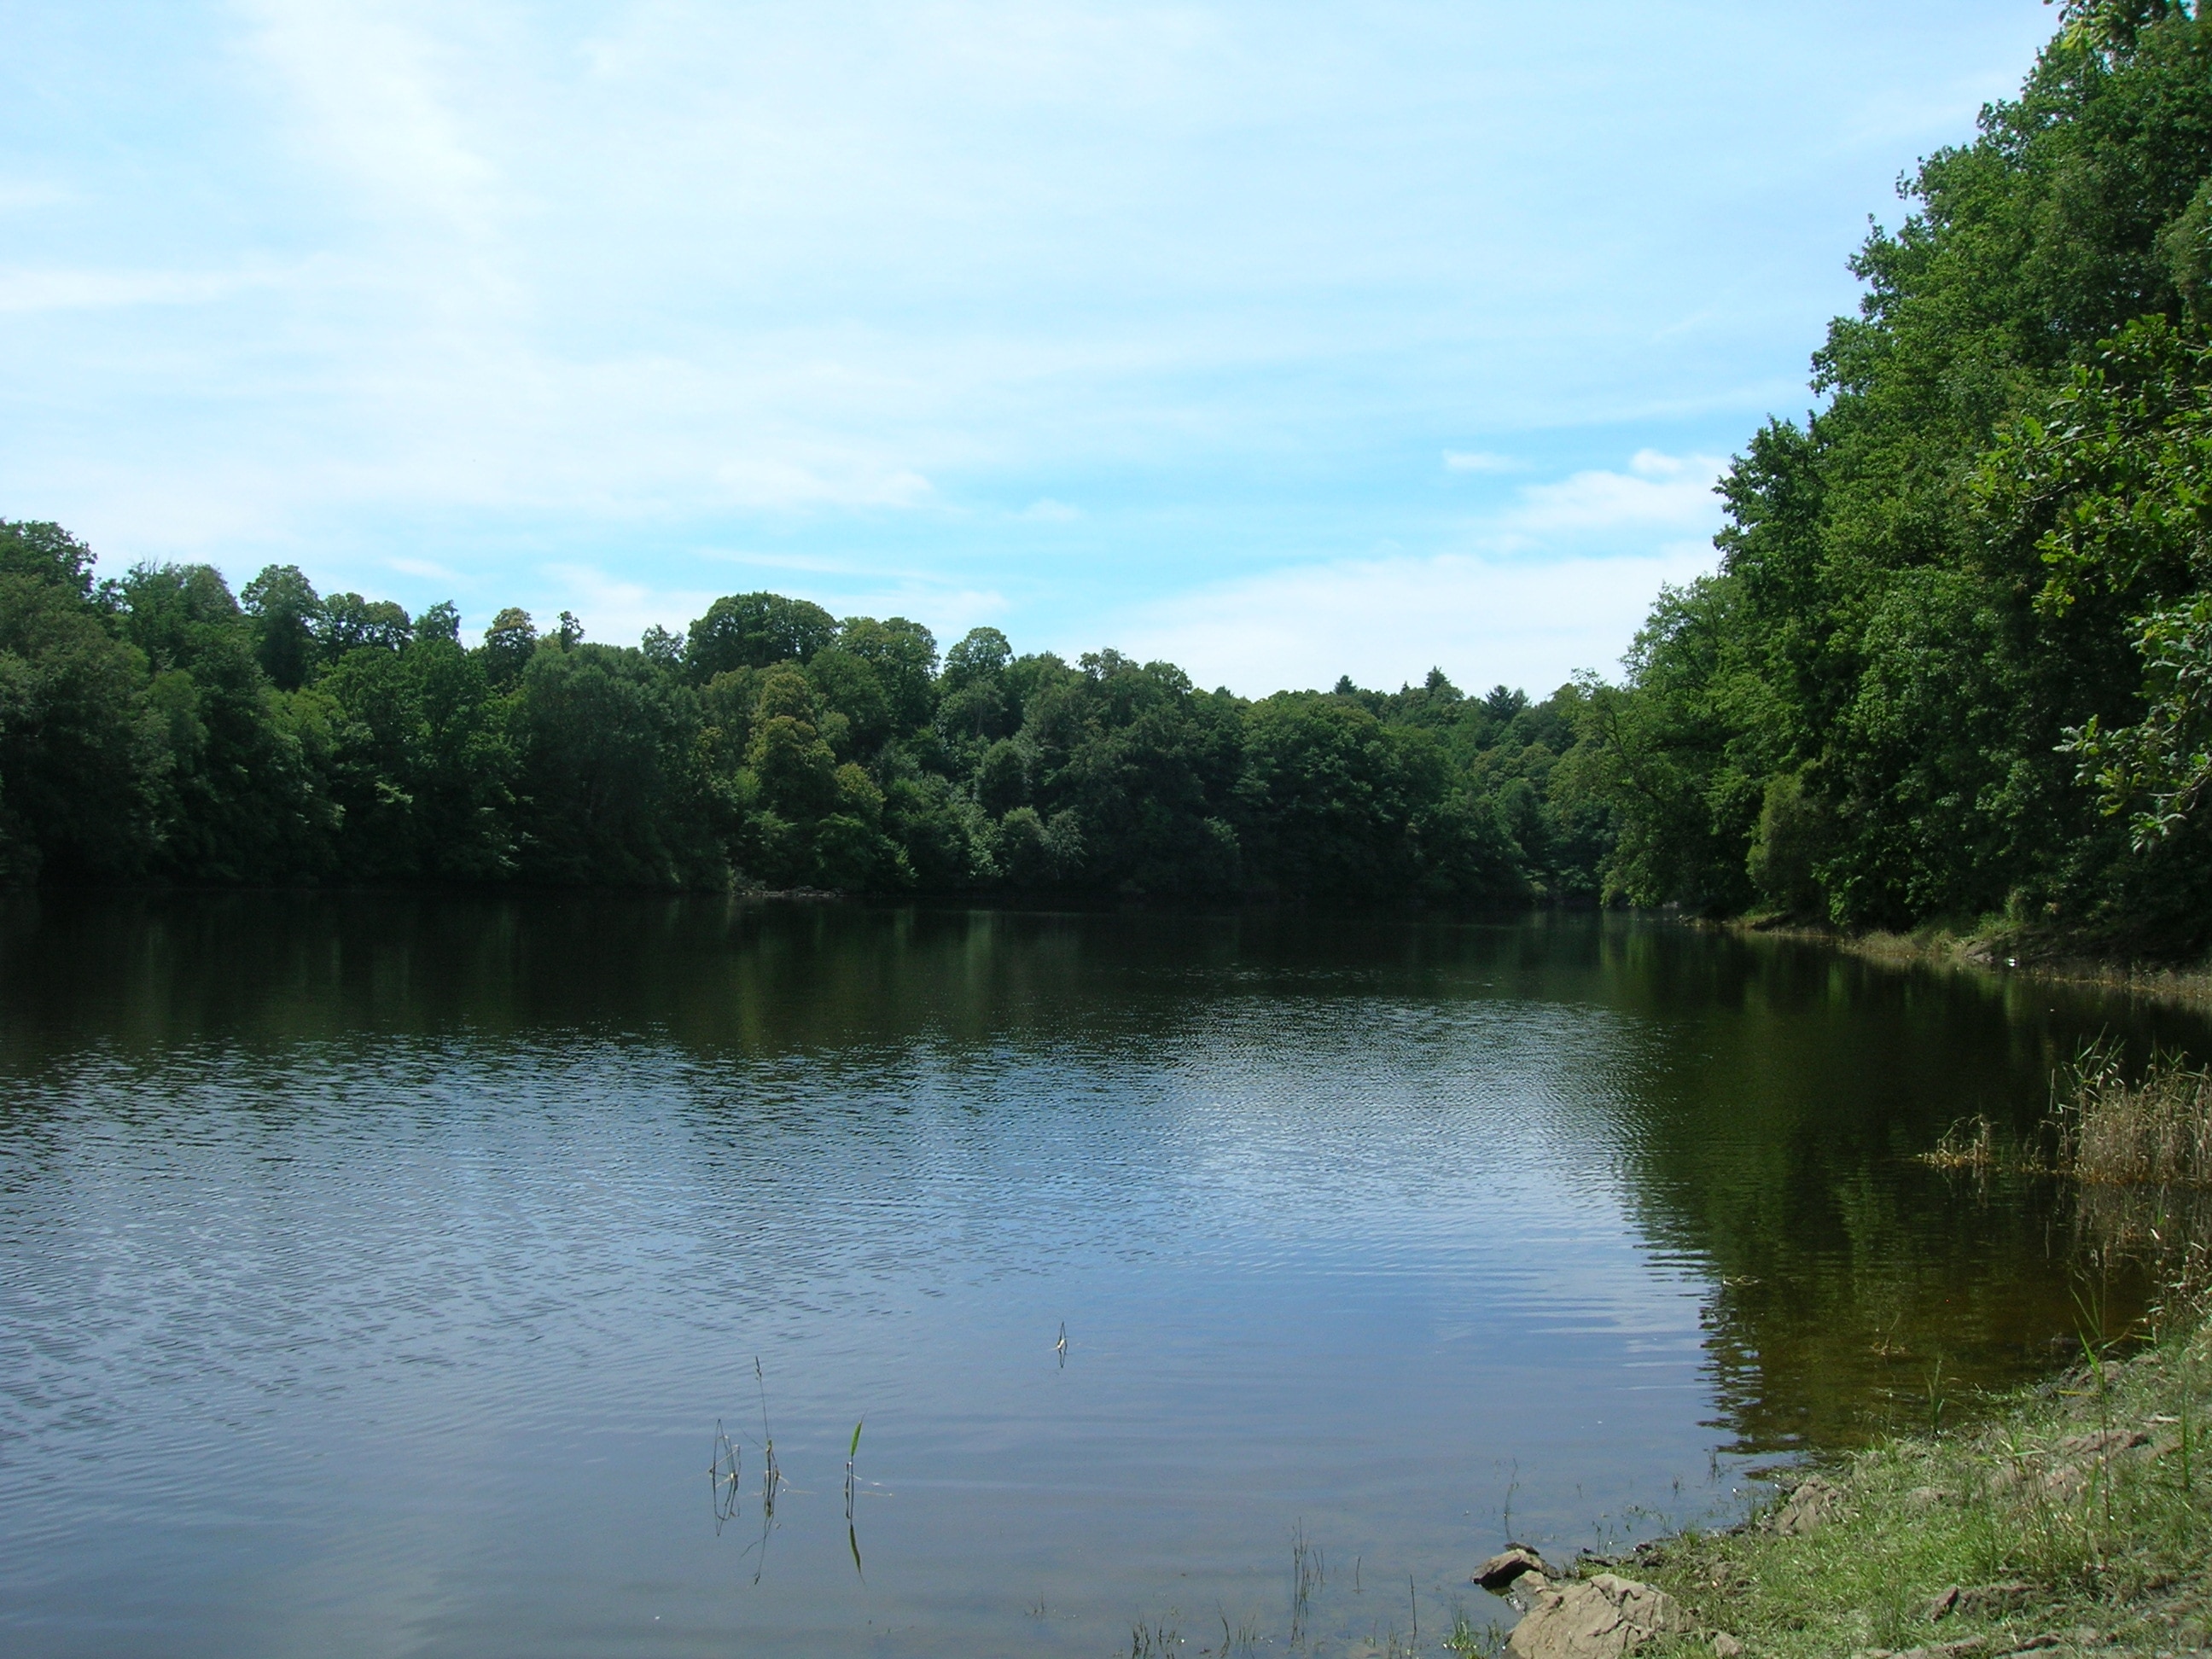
[2059,1045,2212,1188]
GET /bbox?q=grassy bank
[1599,1317,2212,1659]
[1554,1043,2212,1659]
[1717,916,2212,1016]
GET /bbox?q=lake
[2,896,2206,1658]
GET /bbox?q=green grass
[1615,1318,2212,1659]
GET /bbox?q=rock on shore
[1505,1573,1690,1659]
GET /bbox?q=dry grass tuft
[2061,1045,2212,1188]
[1921,1115,2003,1174]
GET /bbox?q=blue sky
[2,1,2059,696]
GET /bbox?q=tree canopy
[0,534,1593,904]
[1579,1,2212,953]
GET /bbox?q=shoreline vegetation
[1720,917,2212,1013]
[1471,1047,2212,1659]
[1499,1322,2212,1659]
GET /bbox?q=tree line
[0,523,1610,904]
[6,1,2210,951]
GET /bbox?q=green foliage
[1746,771,1828,917]
[836,615,938,731]
[119,562,335,882]
[510,643,723,887]
[480,608,538,690]
[1637,1326,2212,1659]
[19,9,2212,934]
[685,591,836,681]
[1581,4,2212,948]
[0,518,1612,900]
[0,561,160,882]
[0,521,97,598]
[1235,693,1525,906]
[313,635,517,880]
[242,564,324,692]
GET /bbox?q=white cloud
[533,562,1004,656]
[0,266,268,312]
[4,0,2058,651]
[1499,451,1725,538]
[1115,543,1717,699]
[236,0,503,236]
[1443,450,1520,474]
[1108,447,1732,695]
[713,456,935,512]
[541,563,716,646]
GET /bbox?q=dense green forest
[4,0,2211,949]
[0,521,1600,905]
[1592,0,2212,952]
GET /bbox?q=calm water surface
[3,898,2209,1658]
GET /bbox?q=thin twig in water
[1290,1519,1324,1646]
[707,1420,742,1535]
[736,1357,785,1585]
[755,1357,782,1522]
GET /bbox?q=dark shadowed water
[3,897,2209,1658]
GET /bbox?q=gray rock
[1507,1573,1689,1659]
[1479,1545,1561,1592]
[1768,1475,1845,1536]
[1712,1634,1744,1658]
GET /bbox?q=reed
[707,1420,743,1534]
[754,1358,782,1520]
[1921,1114,2001,1174]
[1289,1519,1324,1646]
[844,1417,863,1522]
[2059,1045,2212,1188]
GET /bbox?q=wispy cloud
[1109,447,1729,693]
[542,563,716,646]
[1115,543,1717,699]
[382,555,463,584]
[534,561,1003,653]
[1498,450,1726,538]
[713,456,935,512]
[0,178,68,212]
[0,266,274,313]
[5,0,2056,672]
[237,0,502,236]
